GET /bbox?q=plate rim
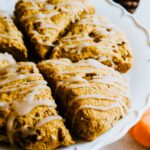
[87,0,150,149]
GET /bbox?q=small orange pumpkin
[130,108,150,147]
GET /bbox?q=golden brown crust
[0,60,74,149]
[51,15,133,73]
[38,58,130,141]
[0,11,27,61]
[14,0,95,60]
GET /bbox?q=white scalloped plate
[0,0,150,150]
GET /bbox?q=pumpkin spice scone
[51,15,133,73]
[0,10,27,61]
[14,0,95,60]
[38,58,131,141]
[0,60,74,149]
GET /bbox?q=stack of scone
[0,0,133,149]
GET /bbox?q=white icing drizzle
[0,63,61,144]
[25,0,46,3]
[79,15,100,26]
[20,84,48,98]
[40,58,71,66]
[0,34,19,40]
[78,103,120,111]
[0,80,47,93]
[61,35,92,42]
[35,116,62,128]
[0,97,56,116]
[0,62,38,75]
[0,53,16,67]
[20,5,39,11]
[0,101,9,110]
[37,39,55,46]
[0,73,42,87]
[10,99,56,116]
[58,69,101,76]
[66,83,90,89]
[57,76,87,86]
[70,94,127,128]
[55,1,85,9]
[63,42,94,54]
[91,75,129,89]
[6,113,16,144]
[56,64,106,76]
[98,54,115,69]
[65,83,128,96]
[79,15,114,29]
[72,103,122,126]
[60,38,116,55]
[42,59,106,69]
[65,76,87,83]
[22,11,60,22]
[43,4,55,10]
[58,34,93,54]
[16,115,62,138]
[55,75,87,92]
[38,23,59,31]
[69,94,122,107]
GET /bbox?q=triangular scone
[0,11,27,61]
[0,59,74,149]
[51,15,133,73]
[15,0,95,60]
[38,59,130,141]
[0,53,16,69]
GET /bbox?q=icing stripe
[36,115,62,128]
